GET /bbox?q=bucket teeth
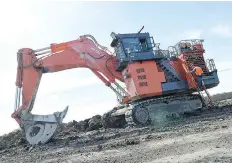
[22,106,68,145]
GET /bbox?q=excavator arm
[12,35,128,144]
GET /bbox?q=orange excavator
[12,27,219,145]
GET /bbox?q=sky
[0,0,232,135]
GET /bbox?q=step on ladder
[195,80,214,109]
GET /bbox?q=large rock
[88,115,103,131]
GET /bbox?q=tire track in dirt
[144,127,232,163]
[149,148,232,163]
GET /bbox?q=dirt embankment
[0,93,232,163]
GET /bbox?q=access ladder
[187,66,214,109]
[179,58,214,109]
[195,80,214,109]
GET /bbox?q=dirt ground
[1,97,232,163]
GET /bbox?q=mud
[0,94,232,163]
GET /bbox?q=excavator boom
[12,35,126,144]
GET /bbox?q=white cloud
[0,116,19,136]
[210,24,232,37]
[0,69,102,105]
[37,72,101,97]
[160,29,204,48]
[182,29,203,39]
[50,94,59,101]
[0,1,42,41]
[0,72,16,105]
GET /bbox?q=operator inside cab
[190,64,204,88]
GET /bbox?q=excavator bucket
[21,106,68,145]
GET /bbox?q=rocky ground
[0,93,232,163]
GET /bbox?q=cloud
[0,115,19,136]
[0,72,16,105]
[0,1,43,41]
[182,29,203,39]
[0,68,102,105]
[37,73,101,97]
[210,24,232,37]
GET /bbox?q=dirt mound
[0,92,231,160]
[0,129,25,149]
[1,103,232,163]
[0,114,106,151]
[62,114,103,133]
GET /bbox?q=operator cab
[110,32,163,71]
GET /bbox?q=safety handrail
[206,59,217,72]
[80,34,114,55]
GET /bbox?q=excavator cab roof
[110,32,152,47]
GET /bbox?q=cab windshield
[122,37,153,54]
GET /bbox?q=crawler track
[125,93,202,127]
